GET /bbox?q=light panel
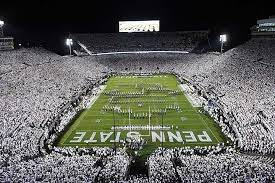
[219,34,227,42]
[66,38,73,46]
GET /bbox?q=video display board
[119,20,160,32]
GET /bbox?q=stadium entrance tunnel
[128,150,149,177]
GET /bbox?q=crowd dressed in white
[97,38,275,154]
[0,38,275,182]
[146,147,275,182]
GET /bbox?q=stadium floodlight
[219,34,227,53]
[0,20,4,37]
[66,38,73,56]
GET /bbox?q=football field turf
[58,74,228,153]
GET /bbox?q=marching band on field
[102,83,182,118]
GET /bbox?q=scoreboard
[119,20,160,33]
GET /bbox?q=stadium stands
[150,148,275,182]
[93,38,275,154]
[1,37,275,181]
[71,31,209,53]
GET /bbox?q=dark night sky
[0,0,274,53]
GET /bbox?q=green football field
[58,74,228,154]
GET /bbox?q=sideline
[179,84,220,143]
[63,85,107,144]
[85,85,106,109]
[179,84,201,107]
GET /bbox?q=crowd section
[1,152,101,182]
[1,147,130,182]
[146,148,275,182]
[0,38,275,181]
[177,39,275,154]
[97,151,130,182]
[148,150,177,182]
[0,48,108,164]
[95,39,275,154]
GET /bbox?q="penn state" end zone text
[69,131,212,143]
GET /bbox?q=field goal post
[137,106,152,137]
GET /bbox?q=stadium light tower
[0,20,4,37]
[219,34,227,53]
[66,38,73,56]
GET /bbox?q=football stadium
[1,2,275,182]
[58,74,228,150]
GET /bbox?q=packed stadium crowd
[1,147,130,182]
[180,39,275,155]
[1,38,275,181]
[95,38,275,154]
[72,31,207,53]
[147,148,275,182]
[0,48,108,167]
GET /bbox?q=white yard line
[194,113,220,143]
[86,85,107,109]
